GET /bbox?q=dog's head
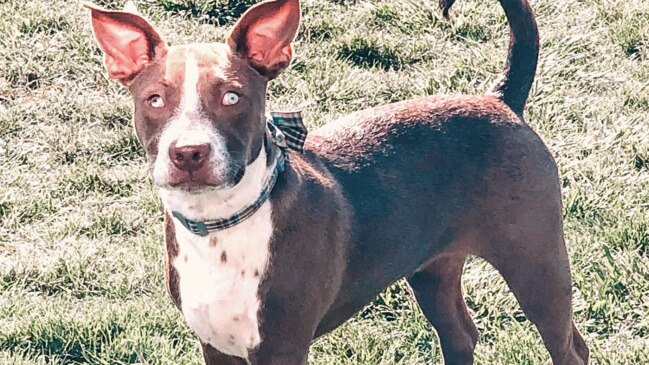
[86,0,300,192]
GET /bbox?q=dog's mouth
[156,165,246,193]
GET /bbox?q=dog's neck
[159,146,274,222]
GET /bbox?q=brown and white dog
[85,0,590,364]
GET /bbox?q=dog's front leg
[201,340,308,365]
[246,295,321,365]
[201,343,248,365]
[248,327,311,365]
[250,348,309,365]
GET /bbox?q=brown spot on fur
[221,251,227,263]
[183,254,188,263]
[253,269,260,278]
[164,211,182,309]
[240,269,246,277]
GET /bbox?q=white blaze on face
[179,49,201,115]
[151,48,229,188]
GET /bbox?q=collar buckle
[172,211,209,237]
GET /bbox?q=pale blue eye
[148,95,165,108]
[223,92,239,106]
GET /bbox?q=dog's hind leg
[470,167,589,365]
[407,252,478,365]
[479,236,589,365]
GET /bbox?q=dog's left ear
[227,0,300,79]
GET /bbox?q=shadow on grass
[338,37,406,71]
[0,320,126,364]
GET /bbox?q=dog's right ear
[84,2,166,85]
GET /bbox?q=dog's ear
[227,0,300,79]
[84,2,166,85]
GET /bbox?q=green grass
[1,0,648,363]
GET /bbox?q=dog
[85,0,590,364]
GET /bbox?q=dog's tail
[440,0,539,116]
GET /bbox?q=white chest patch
[172,203,272,359]
[161,150,274,360]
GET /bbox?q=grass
[1,0,648,363]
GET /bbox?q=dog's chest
[172,202,273,360]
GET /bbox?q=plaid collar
[171,111,307,236]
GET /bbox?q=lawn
[0,0,648,364]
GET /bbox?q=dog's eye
[147,95,165,108]
[222,92,239,106]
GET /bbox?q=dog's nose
[169,143,211,172]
